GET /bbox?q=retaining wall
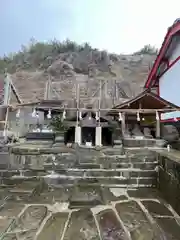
[158,151,180,215]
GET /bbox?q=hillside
[0,40,157,108]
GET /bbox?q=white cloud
[63,0,180,53]
[1,0,180,54]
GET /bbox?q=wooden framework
[2,73,22,137]
[10,73,180,140]
[64,110,110,127]
[107,90,179,138]
[108,89,179,114]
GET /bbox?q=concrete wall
[158,153,180,215]
[159,38,180,120]
[159,60,180,120]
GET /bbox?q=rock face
[143,127,153,138]
[131,124,144,137]
[161,124,179,142]
[8,49,155,107]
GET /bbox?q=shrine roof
[16,99,65,110]
[107,89,179,115]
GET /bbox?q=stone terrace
[0,144,179,239]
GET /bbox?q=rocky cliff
[0,41,156,107]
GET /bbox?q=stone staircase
[1,146,158,188]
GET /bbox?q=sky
[0,0,180,56]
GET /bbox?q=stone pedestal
[75,126,81,145]
[26,132,55,141]
[113,139,124,154]
[95,126,102,146]
[54,132,65,146]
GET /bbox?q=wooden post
[44,76,51,100]
[75,83,81,145]
[113,79,116,106]
[156,112,160,138]
[76,83,80,125]
[116,79,119,100]
[121,112,126,137]
[3,72,10,105]
[98,79,101,126]
[3,78,11,139]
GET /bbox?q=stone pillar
[75,126,81,145]
[156,119,161,138]
[95,126,102,146]
[156,112,160,138]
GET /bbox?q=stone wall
[158,153,180,215]
[0,145,158,188]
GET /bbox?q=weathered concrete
[0,144,179,239]
[6,147,158,188]
[0,185,178,239]
[123,139,166,148]
[155,149,180,216]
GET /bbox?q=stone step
[8,154,158,171]
[123,139,158,147]
[8,161,157,171]
[0,152,10,169]
[1,176,156,188]
[0,168,157,178]
[42,161,157,171]
[125,149,156,155]
[99,156,157,163]
[101,149,124,155]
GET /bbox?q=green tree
[49,115,68,132]
[134,45,158,55]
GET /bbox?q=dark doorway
[102,127,113,146]
[150,128,156,138]
[82,127,95,146]
[64,127,75,144]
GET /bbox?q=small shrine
[10,84,180,148]
[14,99,65,140]
[15,101,113,147]
[64,110,112,146]
[108,90,179,145]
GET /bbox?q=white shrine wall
[159,58,180,120]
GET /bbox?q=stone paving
[0,184,179,239]
[0,144,179,239]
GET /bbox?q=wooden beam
[121,113,126,137]
[107,108,180,113]
[5,74,22,104]
[156,112,161,138]
[64,120,109,127]
[13,105,180,113]
[44,78,51,100]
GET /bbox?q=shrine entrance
[81,127,96,146]
[102,127,113,146]
[64,110,113,146]
[108,89,179,140]
[64,127,75,144]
